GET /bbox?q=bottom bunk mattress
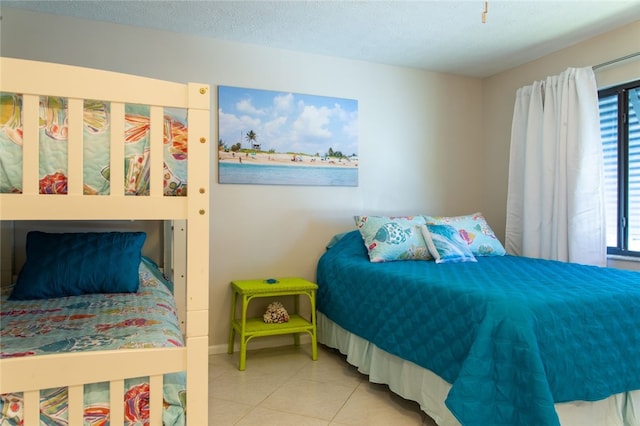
[316,230,640,426]
[0,258,186,425]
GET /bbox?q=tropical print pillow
[424,212,506,256]
[421,223,477,264]
[354,215,432,262]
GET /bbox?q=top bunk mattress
[0,57,210,221]
[1,93,189,196]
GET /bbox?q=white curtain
[505,67,606,266]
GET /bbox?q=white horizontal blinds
[628,87,640,251]
[21,95,39,195]
[600,84,640,253]
[599,94,618,248]
[599,82,640,252]
[150,105,164,197]
[68,98,83,195]
[110,102,125,196]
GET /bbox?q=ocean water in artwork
[219,162,358,186]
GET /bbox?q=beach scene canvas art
[218,86,358,186]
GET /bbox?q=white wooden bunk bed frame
[0,57,210,425]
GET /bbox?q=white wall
[1,8,485,350]
[482,21,640,271]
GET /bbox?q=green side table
[227,277,318,370]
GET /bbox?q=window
[599,80,640,257]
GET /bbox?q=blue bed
[316,230,640,426]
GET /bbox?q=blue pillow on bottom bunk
[10,231,146,300]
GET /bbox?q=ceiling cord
[482,1,489,23]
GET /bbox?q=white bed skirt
[317,312,640,426]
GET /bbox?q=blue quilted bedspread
[316,230,640,426]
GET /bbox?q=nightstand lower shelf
[232,314,315,338]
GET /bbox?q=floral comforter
[0,93,188,196]
[0,259,186,425]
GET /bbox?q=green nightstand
[228,277,318,370]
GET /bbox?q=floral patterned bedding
[0,93,188,196]
[0,259,186,425]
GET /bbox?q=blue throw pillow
[421,224,477,264]
[424,212,506,256]
[10,231,146,300]
[354,215,432,262]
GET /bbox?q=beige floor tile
[210,369,286,406]
[230,344,316,375]
[235,406,330,426]
[210,345,319,407]
[332,381,428,426]
[209,397,253,425]
[209,344,439,426]
[291,347,365,388]
[259,377,356,421]
[209,352,237,380]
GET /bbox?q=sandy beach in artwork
[218,151,358,168]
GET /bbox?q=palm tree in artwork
[245,130,259,150]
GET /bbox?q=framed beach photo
[218,86,358,186]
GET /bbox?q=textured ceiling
[3,1,640,77]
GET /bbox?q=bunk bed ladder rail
[1,348,186,425]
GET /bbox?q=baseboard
[209,334,311,355]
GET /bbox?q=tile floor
[209,343,438,425]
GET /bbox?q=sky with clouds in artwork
[218,86,358,157]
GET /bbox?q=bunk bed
[317,223,640,426]
[0,57,210,425]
